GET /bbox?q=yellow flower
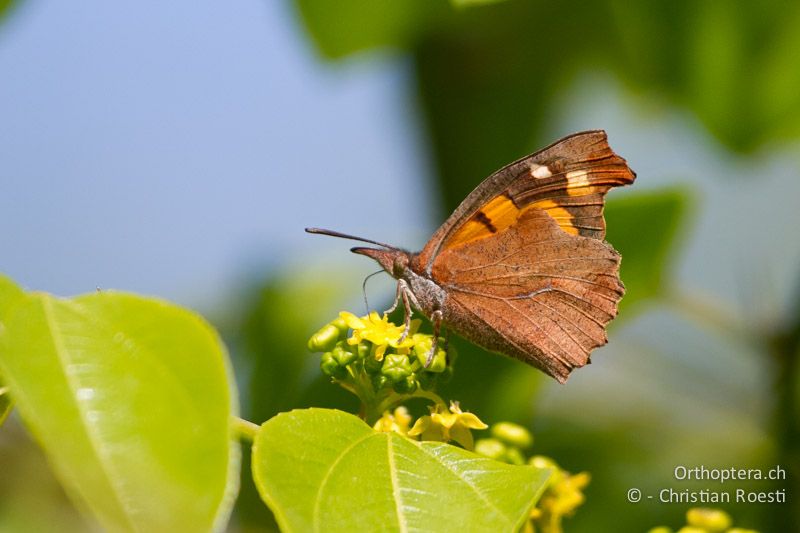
[685,508,732,532]
[339,311,420,360]
[408,401,487,450]
[373,406,413,435]
[528,456,590,533]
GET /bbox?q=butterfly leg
[425,309,443,368]
[390,280,418,343]
[385,281,404,315]
[399,283,417,342]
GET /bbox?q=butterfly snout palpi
[307,130,636,383]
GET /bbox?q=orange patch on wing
[530,199,579,235]
[446,194,521,248]
[566,183,605,198]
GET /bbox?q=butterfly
[307,130,636,383]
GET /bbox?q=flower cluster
[308,311,455,420]
[475,422,589,533]
[648,507,758,533]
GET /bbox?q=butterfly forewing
[416,130,635,272]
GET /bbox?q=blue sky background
[0,1,433,305]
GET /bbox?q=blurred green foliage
[605,188,691,314]
[0,0,18,24]
[296,0,800,166]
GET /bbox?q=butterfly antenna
[305,227,399,250]
[361,269,384,313]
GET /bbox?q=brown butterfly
[307,130,636,383]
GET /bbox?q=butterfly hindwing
[431,208,624,382]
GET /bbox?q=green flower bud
[504,447,526,465]
[676,528,706,533]
[332,342,357,366]
[529,455,562,483]
[371,374,389,391]
[320,352,347,380]
[685,508,732,532]
[491,422,533,449]
[412,337,447,372]
[308,324,341,352]
[356,341,370,359]
[393,375,418,394]
[529,454,557,469]
[382,353,413,383]
[474,438,507,460]
[646,528,673,533]
[331,316,349,335]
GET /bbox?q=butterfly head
[351,247,410,279]
[304,227,412,280]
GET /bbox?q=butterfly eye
[392,256,407,277]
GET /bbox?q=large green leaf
[0,273,23,316]
[0,290,240,531]
[252,408,550,532]
[0,273,25,426]
[605,187,692,313]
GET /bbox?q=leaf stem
[232,416,260,444]
[372,389,447,423]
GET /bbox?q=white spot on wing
[529,164,552,179]
[566,170,590,188]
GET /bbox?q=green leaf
[252,408,550,532]
[0,290,240,531]
[605,187,692,313]
[0,272,24,319]
[0,273,25,426]
[293,0,449,59]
